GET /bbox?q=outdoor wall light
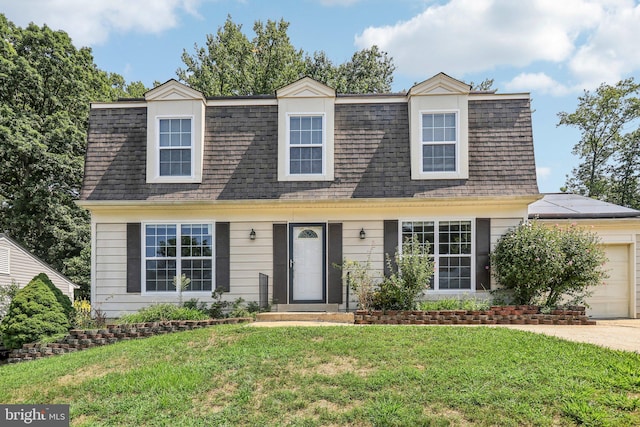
[249,229,256,240]
[359,228,366,239]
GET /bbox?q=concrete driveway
[492,319,640,353]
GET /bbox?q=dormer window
[159,118,193,177]
[277,77,335,182]
[409,73,470,181]
[421,112,458,173]
[288,114,324,175]
[145,80,205,184]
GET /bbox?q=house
[79,72,541,318]
[529,193,640,318]
[0,234,77,299]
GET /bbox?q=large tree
[0,14,144,297]
[178,16,395,96]
[558,79,640,206]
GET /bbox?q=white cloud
[504,73,570,96]
[1,0,203,46]
[536,166,552,180]
[355,0,640,94]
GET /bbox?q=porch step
[255,311,355,324]
[275,303,340,312]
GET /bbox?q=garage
[585,244,631,318]
[529,193,640,319]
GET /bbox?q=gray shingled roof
[529,193,640,219]
[80,98,539,202]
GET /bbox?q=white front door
[290,225,325,302]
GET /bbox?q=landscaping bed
[354,305,596,325]
[5,317,253,364]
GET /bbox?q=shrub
[33,273,74,321]
[0,277,70,349]
[491,220,608,308]
[341,254,380,311]
[117,303,209,324]
[372,236,434,310]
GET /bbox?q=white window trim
[0,247,9,275]
[141,221,215,297]
[419,109,460,176]
[399,218,475,292]
[155,115,195,180]
[285,112,327,177]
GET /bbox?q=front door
[289,224,326,303]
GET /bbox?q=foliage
[0,276,70,349]
[419,297,490,311]
[2,326,640,426]
[72,298,93,329]
[0,14,146,293]
[372,236,434,310]
[33,273,74,321]
[209,287,230,319]
[63,245,91,299]
[117,303,209,324]
[559,78,640,208]
[470,78,496,92]
[340,252,381,311]
[491,220,608,307]
[178,15,394,96]
[0,281,20,320]
[174,274,191,306]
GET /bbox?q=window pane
[301,116,312,130]
[312,116,322,130]
[290,116,300,130]
[290,131,301,145]
[311,129,322,144]
[444,113,455,127]
[423,143,456,172]
[301,130,311,144]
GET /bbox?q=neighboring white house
[530,193,640,319]
[0,233,77,299]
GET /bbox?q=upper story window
[288,114,324,175]
[277,77,335,182]
[144,80,205,184]
[421,112,457,173]
[408,73,470,181]
[159,118,192,177]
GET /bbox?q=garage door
[586,245,630,318]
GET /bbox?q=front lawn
[1,325,639,426]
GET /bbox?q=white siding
[0,237,75,298]
[341,221,385,309]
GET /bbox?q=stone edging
[354,306,596,326]
[5,317,253,364]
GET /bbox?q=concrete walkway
[251,316,640,353]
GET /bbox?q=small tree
[341,252,380,311]
[33,273,74,321]
[0,277,70,349]
[491,220,607,307]
[373,237,434,310]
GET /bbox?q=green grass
[1,325,639,426]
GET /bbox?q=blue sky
[3,0,640,194]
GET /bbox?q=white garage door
[586,245,630,318]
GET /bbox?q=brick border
[354,306,596,326]
[6,318,253,364]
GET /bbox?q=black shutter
[215,222,230,292]
[272,224,288,304]
[327,223,343,304]
[476,218,491,291]
[127,223,141,293]
[383,220,399,277]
